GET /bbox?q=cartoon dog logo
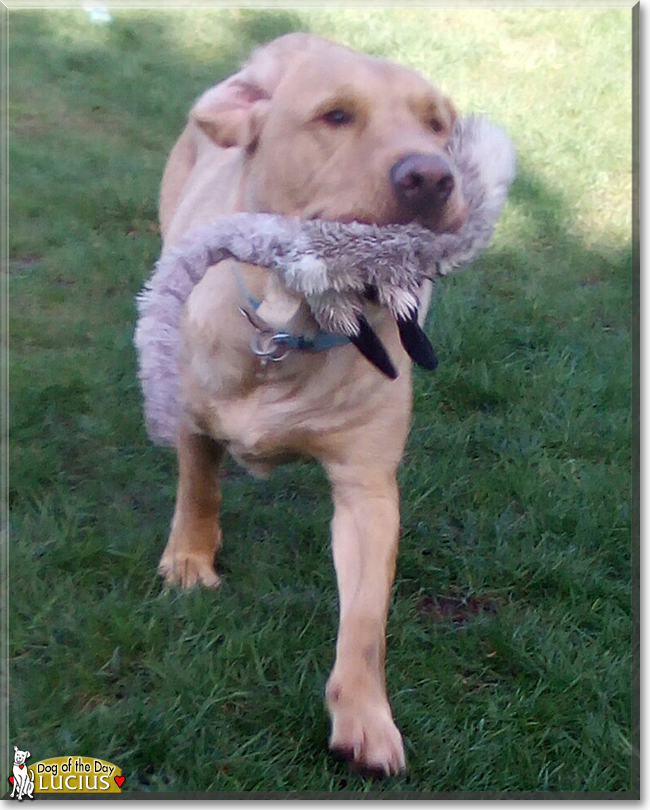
[9,747,35,801]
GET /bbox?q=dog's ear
[14,746,18,752]
[25,752,30,758]
[191,34,314,150]
[191,78,271,149]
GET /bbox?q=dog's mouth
[303,155,467,234]
[307,203,466,234]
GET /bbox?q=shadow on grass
[10,9,308,131]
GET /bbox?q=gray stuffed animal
[135,115,516,446]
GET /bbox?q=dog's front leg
[159,424,224,589]
[324,461,405,776]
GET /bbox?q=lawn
[8,6,634,795]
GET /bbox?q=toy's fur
[136,115,515,446]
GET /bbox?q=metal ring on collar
[251,332,292,362]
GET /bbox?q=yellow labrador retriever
[158,33,465,776]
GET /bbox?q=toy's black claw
[397,310,438,370]
[349,315,399,380]
[363,284,379,304]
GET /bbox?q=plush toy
[135,116,516,446]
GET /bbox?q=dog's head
[191,33,466,233]
[13,747,30,766]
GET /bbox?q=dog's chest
[196,383,348,475]
[184,345,406,476]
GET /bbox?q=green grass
[8,7,633,794]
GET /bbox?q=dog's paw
[158,551,221,590]
[328,697,406,777]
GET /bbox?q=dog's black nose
[390,153,454,213]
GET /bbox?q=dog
[10,747,35,800]
[157,33,466,776]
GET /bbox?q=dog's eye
[321,109,354,126]
[429,118,444,133]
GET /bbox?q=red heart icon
[8,776,14,786]
[114,776,125,788]
[19,765,24,770]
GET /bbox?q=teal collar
[235,270,350,361]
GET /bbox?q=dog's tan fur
[158,33,464,775]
